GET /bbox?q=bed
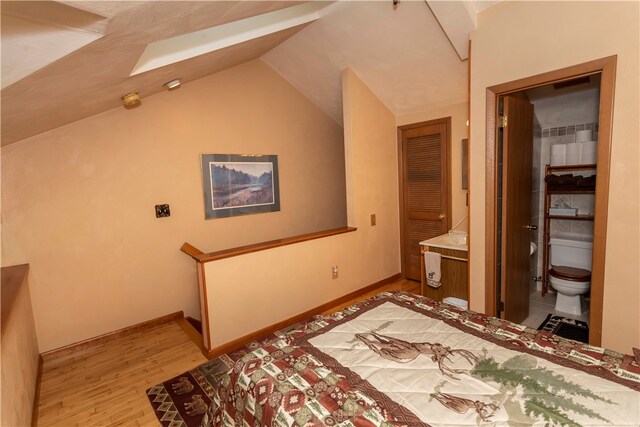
[147,291,640,426]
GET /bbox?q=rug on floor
[538,314,589,343]
[146,356,233,427]
[146,320,298,427]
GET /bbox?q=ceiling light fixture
[122,92,141,109]
[163,78,181,90]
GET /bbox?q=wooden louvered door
[399,119,451,281]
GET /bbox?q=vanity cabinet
[419,235,468,302]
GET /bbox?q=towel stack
[545,173,596,191]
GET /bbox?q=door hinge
[498,301,505,312]
[498,114,508,128]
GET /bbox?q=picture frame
[201,154,280,219]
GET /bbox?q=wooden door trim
[485,55,617,346]
[467,39,472,307]
[398,117,452,279]
[485,88,498,317]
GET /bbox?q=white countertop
[420,233,468,252]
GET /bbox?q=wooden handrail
[180,242,204,260]
[181,226,357,263]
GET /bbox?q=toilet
[548,237,592,316]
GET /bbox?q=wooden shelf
[546,163,596,172]
[545,214,594,221]
[546,189,595,194]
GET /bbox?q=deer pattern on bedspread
[148,291,640,427]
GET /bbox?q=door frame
[398,117,452,279]
[485,56,617,346]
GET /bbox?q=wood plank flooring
[36,279,419,426]
[323,278,420,315]
[37,319,207,426]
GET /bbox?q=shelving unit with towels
[542,163,596,296]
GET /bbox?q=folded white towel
[424,251,442,288]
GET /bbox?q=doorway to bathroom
[484,56,616,346]
[520,75,601,336]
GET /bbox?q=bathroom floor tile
[520,290,589,329]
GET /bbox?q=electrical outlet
[155,204,170,218]
[370,213,376,226]
[332,265,339,279]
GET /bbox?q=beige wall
[1,59,347,352]
[204,69,401,347]
[397,102,469,230]
[1,267,40,427]
[469,1,639,353]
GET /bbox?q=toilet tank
[549,237,593,270]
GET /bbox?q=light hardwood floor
[323,278,420,315]
[37,319,207,426]
[36,279,419,426]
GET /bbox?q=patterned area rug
[538,314,589,343]
[146,357,233,427]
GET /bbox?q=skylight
[130,2,331,76]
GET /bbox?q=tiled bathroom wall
[541,122,599,138]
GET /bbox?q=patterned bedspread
[148,292,640,426]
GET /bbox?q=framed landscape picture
[201,154,280,219]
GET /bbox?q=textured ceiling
[56,1,141,18]
[0,1,309,145]
[1,1,497,146]
[1,1,107,88]
[262,1,468,124]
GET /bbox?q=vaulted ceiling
[1,1,499,146]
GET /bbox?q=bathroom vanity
[419,234,468,302]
